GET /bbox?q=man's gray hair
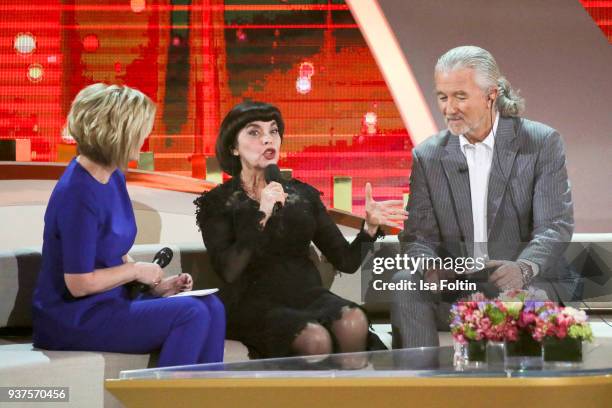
[435,45,525,117]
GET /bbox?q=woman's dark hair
[216,101,284,176]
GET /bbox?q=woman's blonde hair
[66,83,156,168]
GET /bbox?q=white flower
[562,307,588,323]
[502,301,523,316]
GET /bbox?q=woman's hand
[259,181,287,222]
[150,273,194,298]
[65,262,163,298]
[364,182,408,236]
[133,262,164,286]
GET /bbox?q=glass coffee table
[106,338,612,407]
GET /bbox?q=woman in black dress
[195,101,407,358]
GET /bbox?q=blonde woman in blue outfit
[32,83,225,367]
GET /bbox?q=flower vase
[466,339,487,363]
[486,340,505,369]
[543,337,582,365]
[504,330,542,369]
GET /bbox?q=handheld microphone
[264,163,283,184]
[131,247,174,295]
[152,247,173,268]
[264,164,285,214]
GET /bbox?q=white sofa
[2,235,611,407]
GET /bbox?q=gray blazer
[398,116,578,297]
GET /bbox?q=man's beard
[446,114,488,138]
[446,119,470,136]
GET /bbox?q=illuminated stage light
[131,0,146,13]
[83,34,99,52]
[27,64,44,82]
[364,111,378,135]
[299,61,315,78]
[296,76,311,94]
[364,111,378,126]
[236,28,247,42]
[47,55,57,63]
[172,36,181,46]
[14,33,36,55]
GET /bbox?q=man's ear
[488,88,499,107]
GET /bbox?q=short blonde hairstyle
[66,83,156,168]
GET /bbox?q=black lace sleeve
[304,183,382,274]
[195,187,267,283]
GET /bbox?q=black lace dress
[195,177,381,358]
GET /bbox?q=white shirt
[458,113,538,276]
[459,114,498,265]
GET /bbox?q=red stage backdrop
[1,0,610,214]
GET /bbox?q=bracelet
[518,261,535,287]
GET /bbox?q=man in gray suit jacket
[391,46,578,348]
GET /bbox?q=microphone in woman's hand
[264,164,285,214]
[152,247,173,268]
[264,164,283,184]
[131,247,174,295]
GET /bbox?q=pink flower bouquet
[450,297,517,344]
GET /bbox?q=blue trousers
[70,294,226,367]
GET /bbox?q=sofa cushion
[0,343,105,408]
[0,339,249,408]
[0,247,41,328]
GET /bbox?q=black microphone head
[264,164,282,184]
[153,247,173,268]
